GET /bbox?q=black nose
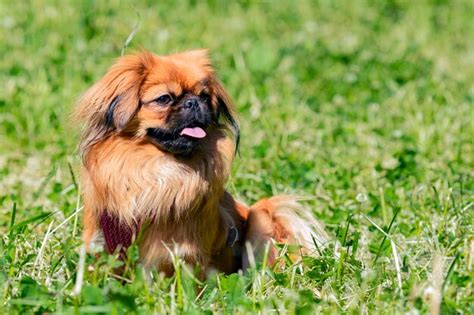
[184,98,199,110]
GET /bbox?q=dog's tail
[242,195,330,270]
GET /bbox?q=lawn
[1,0,473,313]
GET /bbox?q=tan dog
[75,50,328,276]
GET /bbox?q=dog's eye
[155,94,173,105]
[200,93,210,103]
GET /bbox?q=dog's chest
[103,158,223,242]
[89,140,230,271]
[96,151,224,221]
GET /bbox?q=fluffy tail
[242,196,330,270]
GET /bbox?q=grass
[1,0,473,313]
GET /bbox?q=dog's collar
[100,212,138,256]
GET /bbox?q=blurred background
[0,0,473,312]
[2,0,473,216]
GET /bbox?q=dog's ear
[75,51,154,158]
[76,51,154,132]
[212,79,240,153]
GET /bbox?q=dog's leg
[83,206,100,251]
[242,196,329,271]
[242,199,280,270]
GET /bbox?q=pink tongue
[180,127,206,138]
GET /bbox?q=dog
[75,49,328,276]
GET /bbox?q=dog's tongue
[180,127,206,138]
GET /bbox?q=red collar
[99,212,138,256]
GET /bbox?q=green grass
[1,0,473,313]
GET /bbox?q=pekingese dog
[75,50,328,276]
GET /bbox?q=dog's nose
[184,98,199,110]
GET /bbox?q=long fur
[75,50,329,275]
[243,196,329,270]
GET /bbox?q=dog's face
[77,50,239,156]
[136,52,222,155]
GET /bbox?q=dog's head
[76,50,239,156]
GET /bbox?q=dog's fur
[75,50,328,276]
